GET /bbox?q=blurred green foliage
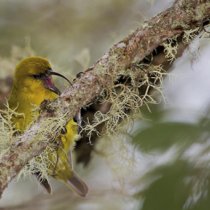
[0,0,141,69]
[133,122,201,151]
[139,160,210,210]
[133,108,210,210]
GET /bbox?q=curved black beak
[49,71,72,86]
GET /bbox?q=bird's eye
[32,73,45,79]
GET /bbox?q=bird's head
[14,56,71,95]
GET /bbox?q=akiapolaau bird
[8,56,88,197]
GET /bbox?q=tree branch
[0,0,209,198]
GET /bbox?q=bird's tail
[66,171,88,197]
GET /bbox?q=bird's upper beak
[43,70,72,95]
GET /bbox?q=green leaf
[133,122,201,151]
[138,160,210,210]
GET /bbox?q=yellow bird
[8,56,88,197]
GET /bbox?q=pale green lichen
[0,103,69,182]
[19,110,68,181]
[183,27,200,43]
[82,63,167,141]
[162,37,178,63]
[17,145,58,181]
[0,105,17,152]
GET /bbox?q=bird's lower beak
[43,76,61,95]
[44,70,72,95]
